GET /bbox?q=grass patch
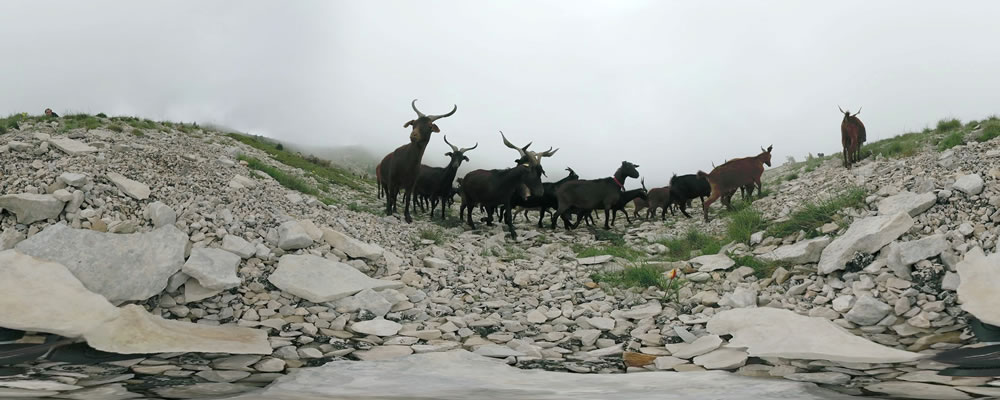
[238,155,320,196]
[976,121,1000,143]
[107,123,124,133]
[347,201,380,215]
[417,227,445,245]
[766,186,866,239]
[591,262,669,290]
[725,205,767,244]
[784,172,799,181]
[730,254,782,279]
[96,112,108,118]
[861,131,924,159]
[227,133,369,191]
[936,118,962,132]
[130,128,145,137]
[0,113,27,134]
[937,130,964,151]
[501,244,526,261]
[659,229,723,261]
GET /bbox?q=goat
[552,161,640,230]
[498,132,559,227]
[414,136,477,220]
[514,167,578,227]
[839,106,866,168]
[381,100,457,223]
[580,178,648,227]
[645,185,673,221]
[698,145,773,222]
[459,134,545,240]
[668,174,711,218]
[632,197,649,220]
[375,154,390,199]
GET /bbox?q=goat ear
[431,124,440,133]
[463,156,469,162]
[445,152,452,157]
[404,120,414,128]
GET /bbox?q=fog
[3,1,1000,188]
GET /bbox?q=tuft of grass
[802,154,825,173]
[785,172,799,181]
[725,205,766,244]
[238,155,320,196]
[766,186,866,239]
[347,201,380,215]
[937,130,965,151]
[130,128,145,137]
[96,112,108,118]
[659,230,723,261]
[417,228,445,245]
[861,131,924,159]
[730,254,782,279]
[501,244,526,261]
[107,123,124,133]
[227,133,369,191]
[976,121,1000,143]
[574,243,645,262]
[0,113,27,134]
[591,262,669,290]
[936,118,962,132]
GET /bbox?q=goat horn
[838,105,845,114]
[500,131,528,158]
[853,107,862,117]
[460,142,478,153]
[428,104,457,121]
[411,99,426,118]
[443,135,459,153]
[538,147,558,157]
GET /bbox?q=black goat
[414,136,477,219]
[552,161,640,230]
[668,173,711,218]
[581,178,648,227]
[459,134,545,240]
[514,167,579,227]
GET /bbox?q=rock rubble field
[1,115,999,399]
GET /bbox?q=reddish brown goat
[381,99,457,223]
[698,145,772,222]
[839,106,866,168]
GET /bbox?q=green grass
[937,130,965,151]
[0,113,27,135]
[730,254,782,279]
[238,155,321,196]
[501,244,527,261]
[784,172,799,181]
[347,201,380,215]
[227,133,369,191]
[659,230,723,261]
[107,123,124,133]
[936,118,962,132]
[574,243,646,262]
[130,128,145,137]
[861,131,925,159]
[591,262,669,290]
[725,205,766,244]
[96,113,108,118]
[766,186,866,239]
[976,121,1000,143]
[417,227,445,245]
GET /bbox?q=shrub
[937,131,964,151]
[936,118,962,132]
[767,186,866,239]
[976,121,1000,143]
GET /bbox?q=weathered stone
[719,287,757,308]
[707,308,922,363]
[222,235,256,259]
[58,173,88,188]
[864,381,971,400]
[196,370,252,383]
[577,255,613,265]
[759,236,831,264]
[350,318,402,336]
[268,255,403,303]
[106,172,150,200]
[818,212,913,274]
[152,383,255,399]
[473,344,527,358]
[0,228,26,250]
[277,221,313,250]
[87,304,271,354]
[665,335,723,359]
[423,257,451,269]
[653,356,688,370]
[952,174,984,195]
[692,348,748,370]
[16,223,187,302]
[353,346,413,361]
[956,247,1000,326]
[886,234,949,279]
[48,137,97,155]
[877,191,937,217]
[182,248,241,290]
[322,228,384,260]
[145,201,176,228]
[784,372,851,385]
[618,302,662,320]
[844,295,891,326]
[689,254,735,272]
[184,279,223,303]
[0,193,64,224]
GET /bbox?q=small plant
[0,113,27,134]
[574,243,645,262]
[501,244,526,261]
[659,229,722,261]
[238,155,320,195]
[730,254,782,279]
[417,228,445,245]
[276,143,284,151]
[662,268,685,303]
[785,172,799,181]
[767,186,866,239]
[976,121,1000,143]
[937,131,964,151]
[936,118,962,132]
[107,123,124,132]
[131,128,145,137]
[725,206,766,244]
[591,262,669,291]
[96,112,108,118]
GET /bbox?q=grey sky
[3,1,999,188]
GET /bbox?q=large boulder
[16,223,187,303]
[87,305,271,355]
[268,255,403,303]
[181,248,242,290]
[818,212,913,274]
[707,308,923,363]
[877,191,936,217]
[952,173,984,195]
[277,221,313,250]
[886,234,949,279]
[956,247,1000,326]
[689,254,735,272]
[0,193,65,224]
[48,137,97,155]
[758,236,831,264]
[106,172,151,200]
[322,228,384,260]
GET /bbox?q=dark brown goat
[376,153,390,199]
[381,100,457,223]
[631,197,649,220]
[645,186,672,220]
[414,136,477,220]
[552,161,640,230]
[839,106,866,168]
[698,145,772,222]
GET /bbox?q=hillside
[1,112,999,399]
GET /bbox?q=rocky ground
[1,115,999,399]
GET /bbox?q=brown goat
[382,99,457,223]
[698,145,772,222]
[645,186,672,221]
[631,197,648,220]
[839,106,866,168]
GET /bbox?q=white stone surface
[877,191,937,217]
[48,137,97,155]
[268,255,403,303]
[956,247,1000,326]
[182,248,241,290]
[759,236,831,264]
[665,335,723,359]
[0,193,65,224]
[106,172,151,200]
[322,228,384,260]
[689,254,736,272]
[818,212,913,274]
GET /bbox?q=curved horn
[838,105,845,114]
[428,104,457,121]
[460,142,478,153]
[443,135,459,153]
[500,131,528,158]
[852,107,862,117]
[641,177,646,190]
[411,99,426,118]
[538,147,558,158]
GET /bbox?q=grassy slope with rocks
[2,111,999,398]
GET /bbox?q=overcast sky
[3,1,999,188]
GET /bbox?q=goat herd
[376,100,867,239]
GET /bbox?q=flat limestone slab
[227,350,857,400]
[956,247,1000,326]
[268,255,403,303]
[818,212,913,274]
[48,137,97,155]
[707,308,924,363]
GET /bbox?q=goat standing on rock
[840,106,866,168]
[698,145,772,222]
[379,99,457,223]
[552,161,640,230]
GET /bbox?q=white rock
[322,228,384,260]
[719,287,757,308]
[253,358,286,372]
[277,221,313,250]
[758,236,831,264]
[587,317,615,331]
[423,257,451,269]
[146,201,177,228]
[16,223,187,303]
[692,348,748,370]
[577,255,613,265]
[665,335,723,359]
[818,212,913,274]
[877,191,937,217]
[48,137,97,155]
[689,254,735,272]
[618,302,662,320]
[353,346,413,361]
[268,255,403,303]
[952,174,984,195]
[707,308,922,363]
[0,228,26,250]
[844,295,891,326]
[784,372,851,385]
[473,344,526,358]
[0,193,65,224]
[354,288,393,317]
[222,235,257,259]
[229,175,257,189]
[886,234,949,279]
[106,172,151,200]
[182,248,241,290]
[184,279,224,303]
[0,380,82,391]
[196,370,251,383]
[350,318,402,336]
[864,381,971,400]
[956,247,1000,326]
[653,356,688,370]
[88,304,271,354]
[831,295,855,313]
